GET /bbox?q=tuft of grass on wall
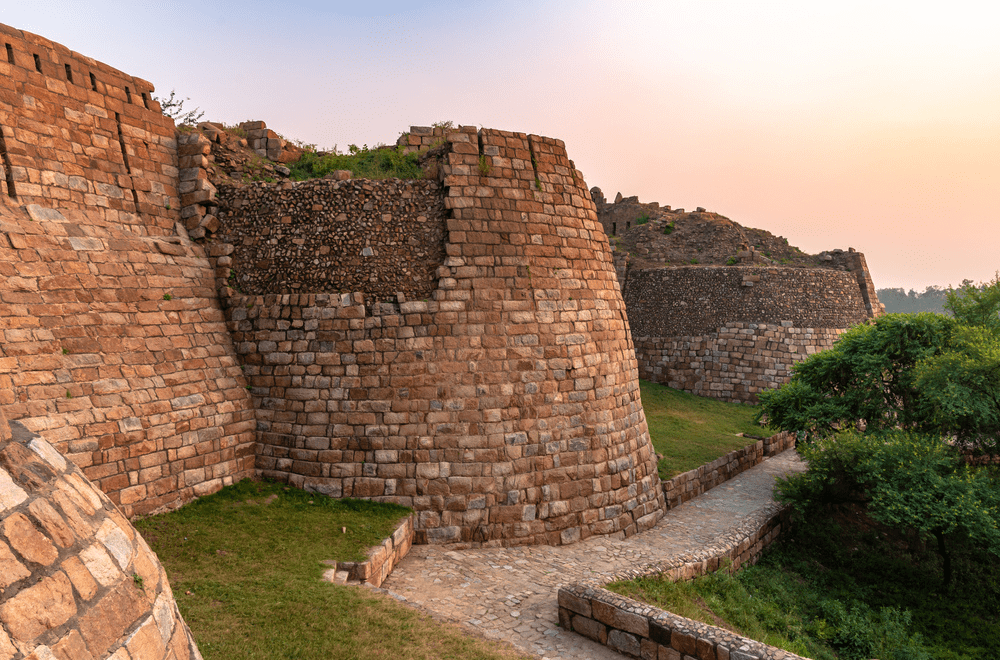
[290,144,425,181]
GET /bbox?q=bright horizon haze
[2,1,996,292]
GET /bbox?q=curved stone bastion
[212,127,666,545]
[0,409,202,659]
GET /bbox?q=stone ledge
[661,431,796,508]
[322,514,414,588]
[558,503,798,660]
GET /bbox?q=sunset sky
[3,1,997,291]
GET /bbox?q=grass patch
[608,507,1000,659]
[136,479,530,660]
[290,144,425,181]
[639,380,767,479]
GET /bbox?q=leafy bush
[636,212,649,225]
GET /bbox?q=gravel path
[378,449,805,659]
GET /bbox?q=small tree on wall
[154,89,204,126]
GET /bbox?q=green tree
[758,274,1000,454]
[777,432,1000,586]
[756,313,956,436]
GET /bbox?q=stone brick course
[0,203,256,517]
[0,24,179,234]
[0,409,202,659]
[212,126,666,545]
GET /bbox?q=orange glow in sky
[2,1,996,290]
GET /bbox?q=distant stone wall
[0,23,179,235]
[624,265,870,338]
[635,323,845,402]
[624,266,870,402]
[214,178,446,300]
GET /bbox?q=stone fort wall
[211,127,665,545]
[623,265,874,402]
[0,22,665,546]
[0,23,257,519]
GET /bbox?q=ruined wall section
[0,411,204,659]
[624,266,869,402]
[0,204,257,518]
[214,178,446,300]
[219,126,665,546]
[0,24,179,235]
[625,266,870,338]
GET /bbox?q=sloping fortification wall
[210,127,666,545]
[0,23,256,517]
[0,24,177,232]
[624,266,872,402]
[0,408,203,659]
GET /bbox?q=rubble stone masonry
[624,265,873,402]
[216,127,666,545]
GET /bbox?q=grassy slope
[136,480,532,660]
[640,380,768,479]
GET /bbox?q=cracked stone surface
[379,449,805,659]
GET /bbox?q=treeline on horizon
[878,279,989,314]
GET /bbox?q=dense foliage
[757,275,1000,454]
[777,431,1000,584]
[877,285,951,314]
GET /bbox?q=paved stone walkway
[378,450,806,659]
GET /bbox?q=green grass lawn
[608,506,1000,660]
[136,479,532,660]
[639,380,769,479]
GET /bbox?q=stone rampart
[214,177,446,300]
[211,126,666,546]
[0,204,257,517]
[624,266,872,402]
[0,410,203,659]
[0,24,178,235]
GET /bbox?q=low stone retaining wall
[558,504,798,660]
[323,514,414,588]
[662,431,795,508]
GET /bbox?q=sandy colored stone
[61,555,99,600]
[96,519,133,570]
[0,470,28,513]
[0,539,31,589]
[76,581,147,654]
[23,646,57,660]
[51,629,95,660]
[28,498,76,548]
[3,512,58,566]
[125,616,166,658]
[0,571,77,642]
[50,491,93,540]
[0,626,16,660]
[79,543,122,587]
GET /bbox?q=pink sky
[3,1,996,291]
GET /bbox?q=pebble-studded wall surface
[214,178,447,301]
[623,266,870,338]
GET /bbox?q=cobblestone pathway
[379,450,806,659]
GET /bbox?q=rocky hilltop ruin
[591,189,883,402]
